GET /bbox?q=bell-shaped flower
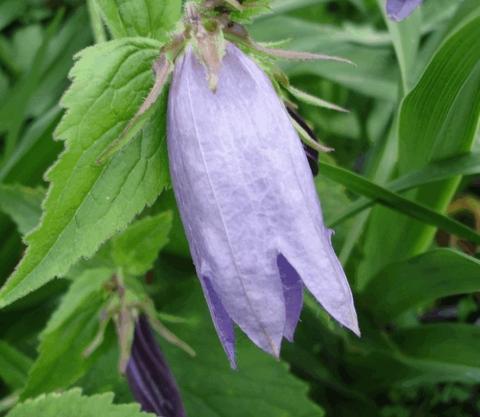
[167,43,359,367]
[386,0,422,21]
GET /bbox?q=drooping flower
[126,315,186,417]
[167,43,359,367]
[386,0,422,21]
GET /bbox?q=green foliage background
[0,0,479,416]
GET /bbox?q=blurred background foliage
[0,0,479,416]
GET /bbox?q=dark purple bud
[126,315,186,417]
[286,106,319,176]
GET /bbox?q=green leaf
[42,269,112,337]
[392,324,480,384]
[0,69,8,100]
[87,0,107,44]
[288,85,348,112]
[363,249,480,322]
[319,162,480,245]
[27,9,92,120]
[399,14,480,174]
[8,389,154,417]
[161,278,325,417]
[111,212,173,276]
[0,11,64,160]
[0,0,27,32]
[231,0,271,22]
[268,0,324,15]
[423,0,464,33]
[154,190,190,258]
[251,16,398,100]
[95,0,181,41]
[9,25,43,75]
[330,151,480,226]
[0,185,44,235]
[376,0,421,91]
[0,106,63,185]
[0,341,32,390]
[22,268,112,399]
[346,325,480,392]
[0,38,169,309]
[359,13,480,281]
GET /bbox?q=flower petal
[279,230,360,336]
[168,46,286,357]
[271,90,360,335]
[199,275,236,368]
[277,254,304,341]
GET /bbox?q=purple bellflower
[386,0,422,21]
[126,315,186,417]
[167,43,359,367]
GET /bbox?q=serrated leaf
[111,212,173,277]
[42,269,113,337]
[22,268,113,399]
[0,341,32,390]
[95,0,181,41]
[0,185,44,235]
[160,278,325,417]
[0,38,169,309]
[8,389,154,417]
[68,211,173,277]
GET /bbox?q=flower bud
[126,316,186,417]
